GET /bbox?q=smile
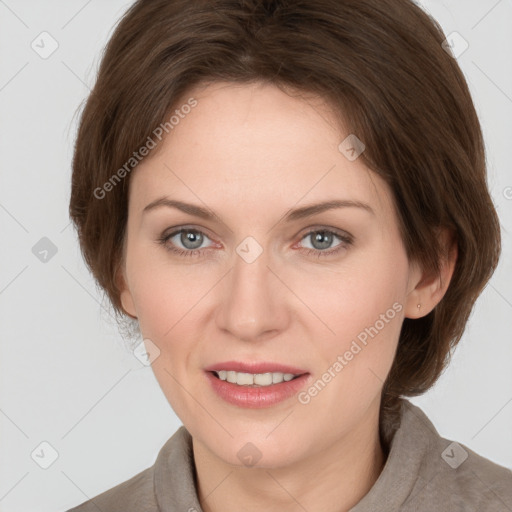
[212,370,301,387]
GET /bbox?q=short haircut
[69,0,501,440]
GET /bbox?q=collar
[152,399,439,512]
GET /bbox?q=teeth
[215,370,300,386]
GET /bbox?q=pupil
[313,231,332,250]
[182,230,203,249]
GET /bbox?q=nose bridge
[216,236,287,340]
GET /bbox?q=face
[119,81,421,468]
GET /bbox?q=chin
[204,430,303,469]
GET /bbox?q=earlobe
[120,289,138,319]
[404,228,458,319]
[116,265,138,319]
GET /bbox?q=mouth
[203,361,310,407]
[209,370,304,387]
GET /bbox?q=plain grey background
[0,1,511,511]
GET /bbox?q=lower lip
[205,371,310,408]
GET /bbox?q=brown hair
[69,0,501,440]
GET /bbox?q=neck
[192,400,386,512]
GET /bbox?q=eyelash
[156,226,354,259]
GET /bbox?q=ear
[115,262,138,319]
[404,228,458,319]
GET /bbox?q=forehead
[128,81,393,218]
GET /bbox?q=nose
[215,244,290,343]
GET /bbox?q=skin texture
[118,81,457,512]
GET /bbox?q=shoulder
[405,442,512,511]
[399,401,512,511]
[66,465,156,512]
[65,426,194,512]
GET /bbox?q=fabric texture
[66,399,512,512]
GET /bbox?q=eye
[157,226,354,259]
[297,228,353,258]
[157,228,215,257]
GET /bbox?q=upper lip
[204,360,308,375]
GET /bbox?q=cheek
[293,245,407,344]
[291,244,407,404]
[126,243,210,337]
[131,239,408,350]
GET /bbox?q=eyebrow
[142,197,375,222]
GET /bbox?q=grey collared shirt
[67,400,512,511]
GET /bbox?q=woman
[67,0,512,510]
